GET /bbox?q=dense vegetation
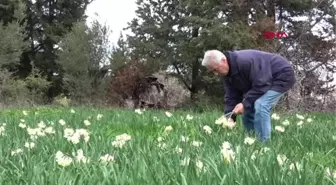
[0,0,335,111]
[0,107,335,184]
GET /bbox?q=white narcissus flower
[275,126,285,132]
[186,114,193,121]
[296,114,305,120]
[215,116,235,129]
[100,154,115,164]
[180,136,189,142]
[251,150,258,160]
[203,125,212,135]
[157,136,164,142]
[223,118,236,129]
[244,137,256,145]
[297,121,304,128]
[63,128,90,144]
[112,133,131,148]
[135,109,143,114]
[271,113,280,120]
[24,142,35,149]
[196,160,204,170]
[0,123,6,136]
[11,148,23,156]
[23,110,28,116]
[59,119,66,126]
[306,118,312,123]
[97,114,103,120]
[158,142,167,149]
[38,121,46,129]
[55,151,73,167]
[289,162,302,171]
[174,147,183,154]
[84,120,91,126]
[153,116,160,122]
[165,111,172,117]
[277,154,287,166]
[73,149,89,164]
[325,168,336,179]
[191,141,202,147]
[332,135,336,141]
[19,123,26,128]
[220,141,235,163]
[221,141,231,150]
[70,109,75,113]
[260,147,271,154]
[281,119,290,126]
[164,125,173,133]
[180,157,190,166]
[44,127,55,134]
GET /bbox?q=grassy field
[0,106,335,185]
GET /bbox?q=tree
[56,20,111,104]
[124,0,262,101]
[0,0,29,72]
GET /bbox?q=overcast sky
[85,0,336,46]
[85,0,137,46]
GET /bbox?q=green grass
[0,106,335,185]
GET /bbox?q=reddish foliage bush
[107,62,152,107]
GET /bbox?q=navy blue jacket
[222,49,296,117]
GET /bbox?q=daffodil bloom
[275,126,285,132]
[271,113,280,120]
[203,125,212,134]
[244,137,256,145]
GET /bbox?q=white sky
[85,1,336,46]
[85,0,137,46]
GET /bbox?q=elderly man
[202,49,296,141]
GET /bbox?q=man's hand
[233,103,244,115]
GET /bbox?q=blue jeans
[242,90,284,142]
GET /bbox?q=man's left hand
[233,103,244,115]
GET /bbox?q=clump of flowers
[275,126,285,133]
[55,151,73,167]
[0,123,6,136]
[72,149,90,164]
[111,133,132,148]
[63,128,90,144]
[202,125,212,135]
[215,116,235,129]
[165,111,172,117]
[244,137,256,145]
[191,141,203,147]
[11,148,23,156]
[325,168,336,180]
[164,125,173,133]
[281,119,290,126]
[271,113,280,120]
[26,121,55,140]
[277,154,287,166]
[100,154,115,164]
[220,141,235,163]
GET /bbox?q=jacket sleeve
[242,60,273,110]
[223,78,242,121]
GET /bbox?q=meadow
[0,106,335,185]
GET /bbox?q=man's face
[207,59,229,76]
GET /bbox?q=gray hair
[201,50,226,67]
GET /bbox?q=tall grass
[0,106,335,184]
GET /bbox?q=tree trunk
[190,27,200,100]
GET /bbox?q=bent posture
[202,49,296,141]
